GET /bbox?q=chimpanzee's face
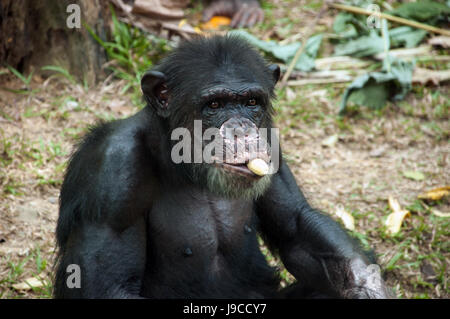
[141,36,280,199]
[173,71,277,199]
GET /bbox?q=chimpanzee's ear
[268,64,280,84]
[141,70,170,118]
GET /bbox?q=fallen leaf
[369,145,387,157]
[412,68,450,85]
[12,276,45,291]
[132,0,185,19]
[402,170,425,181]
[385,196,411,235]
[431,209,450,218]
[418,186,450,201]
[286,87,297,102]
[429,36,450,49]
[339,57,413,114]
[335,205,355,231]
[322,134,338,147]
[201,16,231,30]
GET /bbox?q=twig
[329,3,450,36]
[287,78,352,86]
[374,45,431,60]
[279,3,329,88]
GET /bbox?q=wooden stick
[287,78,352,86]
[279,4,328,88]
[329,3,450,36]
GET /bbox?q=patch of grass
[303,0,324,10]
[0,247,53,298]
[3,178,25,196]
[41,65,78,86]
[1,65,38,95]
[6,65,33,88]
[86,6,171,106]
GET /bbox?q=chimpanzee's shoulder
[80,110,148,151]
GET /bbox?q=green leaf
[348,79,391,110]
[41,65,77,85]
[390,27,428,48]
[334,32,384,58]
[6,65,33,86]
[333,12,371,38]
[339,57,414,114]
[229,30,323,72]
[402,171,425,181]
[389,1,450,23]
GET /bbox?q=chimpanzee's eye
[247,98,257,106]
[209,101,219,109]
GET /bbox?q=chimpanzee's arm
[255,160,392,298]
[55,114,153,298]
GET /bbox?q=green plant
[6,65,33,87]
[41,65,77,85]
[1,65,37,94]
[86,6,170,106]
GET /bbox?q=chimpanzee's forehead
[197,62,270,90]
[199,85,266,101]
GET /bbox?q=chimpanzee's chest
[144,188,257,288]
[147,188,254,257]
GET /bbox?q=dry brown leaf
[412,68,450,85]
[429,36,450,49]
[418,186,450,201]
[385,196,410,235]
[132,0,185,19]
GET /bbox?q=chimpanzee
[54,35,392,299]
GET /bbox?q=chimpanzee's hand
[340,259,394,299]
[202,0,264,28]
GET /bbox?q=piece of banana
[247,158,269,176]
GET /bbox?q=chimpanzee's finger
[256,9,265,24]
[202,1,235,22]
[237,10,252,28]
[230,8,245,28]
[246,12,259,27]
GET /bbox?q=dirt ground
[0,0,449,299]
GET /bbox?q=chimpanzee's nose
[219,117,258,140]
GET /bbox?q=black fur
[54,35,391,299]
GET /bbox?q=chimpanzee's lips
[216,162,260,178]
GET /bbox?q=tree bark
[0,0,111,84]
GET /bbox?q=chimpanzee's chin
[204,165,272,200]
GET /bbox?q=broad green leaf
[333,12,368,38]
[390,27,428,48]
[334,32,384,58]
[339,57,414,114]
[229,30,323,72]
[389,1,450,23]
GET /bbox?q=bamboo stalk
[329,3,450,36]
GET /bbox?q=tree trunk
[0,0,111,85]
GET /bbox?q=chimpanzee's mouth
[216,162,260,178]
